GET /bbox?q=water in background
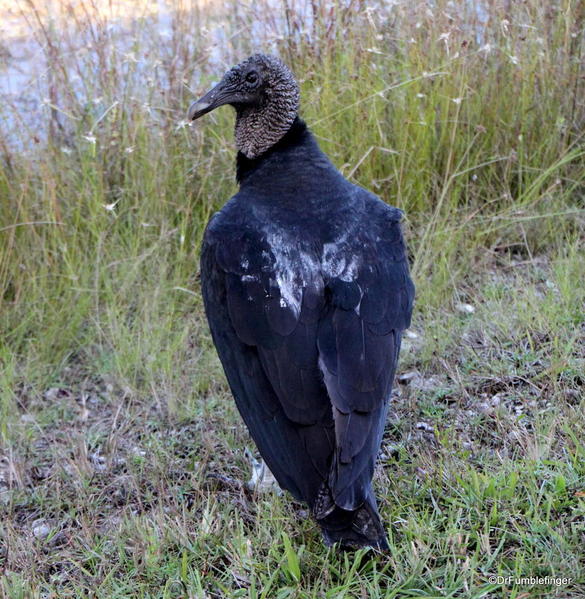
[0,0,495,151]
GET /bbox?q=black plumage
[189,55,415,550]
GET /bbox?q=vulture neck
[236,117,338,189]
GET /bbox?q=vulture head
[188,54,300,159]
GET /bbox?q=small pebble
[416,421,433,432]
[456,302,475,314]
[32,520,50,539]
[398,371,418,384]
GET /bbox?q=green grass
[1,0,584,597]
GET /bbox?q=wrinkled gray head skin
[188,54,300,159]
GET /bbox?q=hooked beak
[188,80,232,121]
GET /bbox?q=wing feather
[201,223,332,505]
[201,196,414,513]
[317,206,414,510]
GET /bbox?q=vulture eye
[245,71,259,85]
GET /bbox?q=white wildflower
[456,303,475,314]
[123,52,138,63]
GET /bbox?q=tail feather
[317,497,389,551]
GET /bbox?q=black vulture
[188,54,415,550]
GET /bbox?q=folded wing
[200,202,414,511]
